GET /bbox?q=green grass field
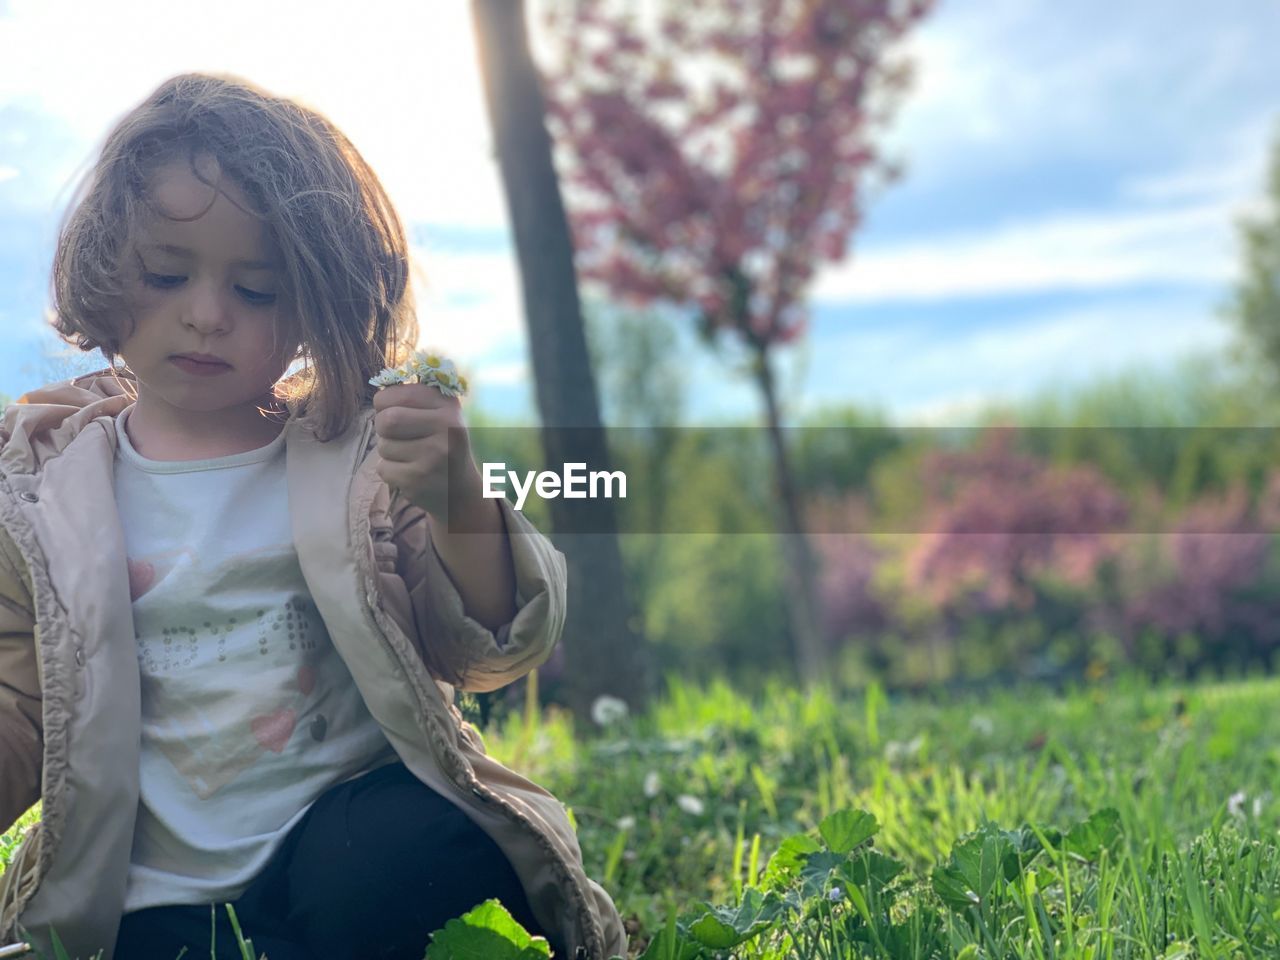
[3,671,1278,958]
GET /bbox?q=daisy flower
[368,349,469,398]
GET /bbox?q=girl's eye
[143,272,185,289]
[236,286,277,307]
[141,273,276,307]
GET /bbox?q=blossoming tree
[535,0,934,683]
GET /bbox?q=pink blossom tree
[536,0,934,684]
[1122,483,1278,671]
[907,427,1129,613]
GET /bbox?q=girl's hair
[50,71,419,442]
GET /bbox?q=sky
[0,0,1277,425]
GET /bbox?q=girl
[0,73,627,960]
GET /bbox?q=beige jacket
[0,367,627,960]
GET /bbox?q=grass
[2,669,1278,957]
[488,669,1280,957]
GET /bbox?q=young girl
[0,73,627,960]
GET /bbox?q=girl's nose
[183,277,232,335]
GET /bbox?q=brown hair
[49,71,419,442]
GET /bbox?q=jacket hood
[0,366,138,478]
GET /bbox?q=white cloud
[813,98,1275,307]
[1119,113,1276,206]
[806,298,1233,424]
[895,389,1010,427]
[881,0,1279,183]
[813,199,1246,304]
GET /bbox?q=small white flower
[411,352,446,376]
[827,887,844,903]
[591,695,629,727]
[616,815,636,831]
[677,794,704,816]
[1228,790,1247,818]
[884,734,924,763]
[970,714,994,736]
[643,770,660,798]
[368,349,469,397]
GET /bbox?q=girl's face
[118,154,301,433]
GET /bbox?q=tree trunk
[751,341,827,687]
[470,0,652,726]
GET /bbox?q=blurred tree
[536,0,934,686]
[793,404,901,498]
[1121,485,1280,676]
[1225,120,1280,393]
[582,301,684,614]
[970,354,1280,508]
[469,0,652,726]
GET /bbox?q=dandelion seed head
[677,794,704,816]
[1228,789,1247,818]
[591,695,630,727]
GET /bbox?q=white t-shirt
[113,406,399,912]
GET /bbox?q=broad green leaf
[931,823,1011,911]
[799,850,847,899]
[839,851,906,890]
[818,809,879,855]
[931,861,983,912]
[1063,808,1122,862]
[687,888,786,949]
[761,833,822,890]
[425,899,551,960]
[635,923,703,960]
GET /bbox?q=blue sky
[1,0,1277,425]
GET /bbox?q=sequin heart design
[297,664,317,696]
[126,557,156,601]
[250,709,297,753]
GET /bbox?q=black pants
[114,760,551,959]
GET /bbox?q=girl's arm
[424,481,517,632]
[0,528,42,836]
[384,490,567,694]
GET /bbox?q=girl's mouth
[171,356,232,376]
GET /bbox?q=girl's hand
[371,382,484,520]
